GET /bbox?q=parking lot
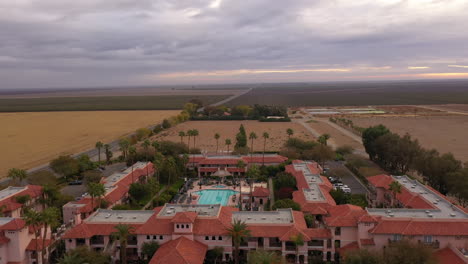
[325,161,368,195]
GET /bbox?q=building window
[153,235,156,239]
[205,236,209,240]
[364,223,371,226]
[218,236,222,240]
[186,224,189,228]
[423,235,432,243]
[147,235,150,240]
[160,236,163,240]
[335,227,341,236]
[176,224,180,228]
[212,236,216,240]
[392,234,402,241]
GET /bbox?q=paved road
[416,105,468,116]
[294,119,338,149]
[326,161,368,195]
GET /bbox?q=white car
[341,187,351,194]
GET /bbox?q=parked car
[341,187,351,194]
[68,180,83,185]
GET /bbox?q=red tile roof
[252,187,269,197]
[370,219,468,236]
[149,237,207,264]
[280,226,310,241]
[367,174,394,189]
[199,158,241,165]
[357,214,379,223]
[26,239,53,251]
[338,242,360,256]
[324,204,367,227]
[0,218,26,231]
[434,247,467,264]
[303,228,331,239]
[0,185,43,213]
[242,156,288,164]
[396,188,436,209]
[172,212,198,223]
[63,223,142,239]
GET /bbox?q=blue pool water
[195,189,238,205]
[212,185,226,188]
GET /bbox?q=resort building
[60,160,468,264]
[62,162,154,226]
[0,185,43,218]
[187,154,287,177]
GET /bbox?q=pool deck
[186,180,267,207]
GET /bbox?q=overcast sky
[1,0,468,89]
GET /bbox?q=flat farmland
[303,119,365,151]
[349,115,468,162]
[0,95,229,112]
[152,121,315,152]
[228,80,468,107]
[0,110,178,178]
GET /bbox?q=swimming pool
[194,189,238,206]
[212,185,226,188]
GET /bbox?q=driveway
[326,161,368,195]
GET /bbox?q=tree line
[362,125,468,206]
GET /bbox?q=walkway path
[142,185,168,210]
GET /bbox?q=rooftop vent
[389,213,394,217]
[261,217,267,220]
[450,213,456,217]
[428,213,433,217]
[117,216,123,219]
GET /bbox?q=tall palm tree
[95,141,104,164]
[104,144,112,164]
[248,249,283,264]
[142,139,151,161]
[286,128,294,139]
[187,130,193,154]
[8,168,27,186]
[151,141,160,156]
[290,233,304,264]
[214,133,220,154]
[87,183,105,210]
[192,129,199,149]
[112,224,135,264]
[153,152,164,182]
[262,132,269,166]
[24,209,42,262]
[119,138,130,159]
[165,157,178,185]
[178,131,186,143]
[128,146,137,181]
[227,219,251,264]
[237,160,246,210]
[249,132,257,159]
[389,181,402,207]
[225,139,232,154]
[41,207,60,264]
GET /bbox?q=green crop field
[227,80,468,107]
[0,95,230,112]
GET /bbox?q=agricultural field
[151,121,315,152]
[0,95,230,112]
[349,115,468,162]
[0,110,178,178]
[227,80,468,107]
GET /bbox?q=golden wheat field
[1,110,178,178]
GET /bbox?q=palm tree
[318,134,331,146]
[151,141,160,154]
[8,168,27,186]
[286,128,294,139]
[249,132,257,159]
[142,139,151,161]
[112,224,135,264]
[128,146,137,181]
[227,219,251,264]
[262,132,269,166]
[389,181,402,207]
[118,138,130,159]
[153,152,164,182]
[87,183,106,210]
[95,141,104,164]
[40,207,60,264]
[248,249,283,264]
[192,129,199,149]
[178,131,186,143]
[104,144,112,164]
[165,157,178,185]
[237,160,246,210]
[187,129,193,154]
[225,139,232,154]
[214,133,220,154]
[24,209,42,262]
[290,233,304,264]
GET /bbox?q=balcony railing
[419,240,440,249]
[285,245,297,251]
[308,240,324,247]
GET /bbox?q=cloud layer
[1,0,468,89]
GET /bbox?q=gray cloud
[1,0,468,89]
